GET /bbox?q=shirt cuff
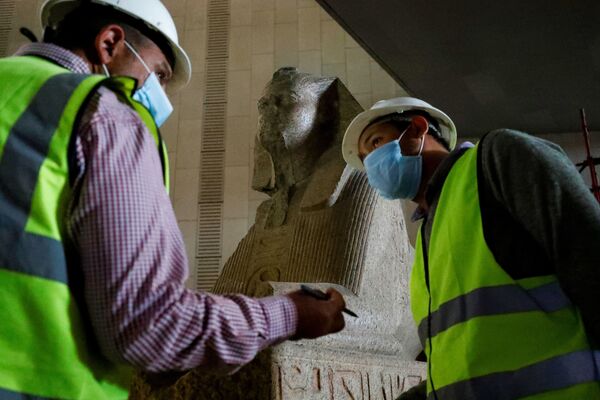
[258,295,298,346]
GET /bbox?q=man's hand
[287,288,346,340]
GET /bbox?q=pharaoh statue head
[252,67,363,227]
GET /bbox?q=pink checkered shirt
[15,43,297,373]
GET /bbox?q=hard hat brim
[167,39,192,91]
[342,102,457,171]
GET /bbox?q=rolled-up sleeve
[67,88,297,373]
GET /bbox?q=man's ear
[93,24,126,65]
[410,115,429,138]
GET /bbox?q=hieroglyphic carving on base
[272,359,426,399]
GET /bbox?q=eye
[371,136,382,148]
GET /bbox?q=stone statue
[130,68,425,399]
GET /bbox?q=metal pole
[580,109,600,203]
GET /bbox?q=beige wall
[5,0,43,55]
[160,0,208,288]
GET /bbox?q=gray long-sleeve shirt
[423,128,600,343]
[401,129,600,400]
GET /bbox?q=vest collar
[412,141,475,221]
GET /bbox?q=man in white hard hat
[0,1,345,398]
[342,97,600,399]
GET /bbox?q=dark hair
[43,3,174,67]
[368,110,450,151]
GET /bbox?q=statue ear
[301,79,364,210]
[251,136,276,194]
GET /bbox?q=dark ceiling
[317,0,600,138]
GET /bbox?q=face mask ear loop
[417,134,425,156]
[397,126,425,156]
[101,64,110,77]
[123,40,152,74]
[397,127,410,142]
[396,126,410,154]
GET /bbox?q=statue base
[130,343,425,399]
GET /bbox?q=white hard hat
[41,0,192,90]
[342,97,457,170]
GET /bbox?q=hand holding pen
[300,285,358,318]
[286,286,349,340]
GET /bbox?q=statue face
[257,81,318,156]
[255,68,335,187]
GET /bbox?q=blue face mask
[363,129,425,200]
[103,41,173,127]
[131,72,173,128]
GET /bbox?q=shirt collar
[411,141,476,221]
[14,42,91,75]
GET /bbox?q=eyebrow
[358,130,375,158]
[360,126,380,146]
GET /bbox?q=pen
[300,284,358,318]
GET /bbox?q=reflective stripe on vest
[410,145,600,399]
[417,281,572,343]
[0,73,83,282]
[0,55,168,399]
[428,350,600,400]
